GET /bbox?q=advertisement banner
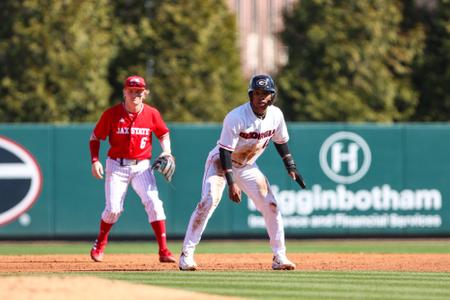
[0,124,448,238]
[245,126,448,236]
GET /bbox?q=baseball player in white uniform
[179,74,306,271]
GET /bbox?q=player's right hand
[228,183,241,203]
[91,161,104,179]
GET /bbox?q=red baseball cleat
[159,248,176,263]
[90,239,107,262]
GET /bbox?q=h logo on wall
[319,131,371,184]
[0,136,42,226]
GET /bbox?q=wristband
[225,170,235,185]
[283,155,297,172]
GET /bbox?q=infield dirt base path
[1,253,450,273]
[0,276,245,300]
[1,253,449,300]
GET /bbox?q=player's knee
[250,199,266,213]
[258,200,279,215]
[268,202,278,213]
[265,194,278,212]
[197,198,214,214]
[143,199,164,213]
[102,210,122,223]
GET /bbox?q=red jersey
[92,103,169,160]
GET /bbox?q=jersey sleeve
[272,108,289,144]
[89,139,100,163]
[152,108,170,138]
[93,110,111,140]
[218,112,240,152]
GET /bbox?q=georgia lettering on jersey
[239,129,275,140]
[231,128,276,167]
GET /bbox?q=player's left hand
[289,170,306,189]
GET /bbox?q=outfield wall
[0,123,449,238]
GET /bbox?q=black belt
[112,158,147,166]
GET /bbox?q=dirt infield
[0,276,245,300]
[1,253,450,273]
[1,253,449,300]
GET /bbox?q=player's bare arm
[274,142,306,189]
[158,133,173,157]
[219,147,241,203]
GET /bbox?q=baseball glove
[151,154,176,182]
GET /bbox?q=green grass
[1,239,450,300]
[83,271,450,300]
[0,239,450,255]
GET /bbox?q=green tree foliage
[0,0,244,123]
[105,0,245,122]
[411,0,450,121]
[147,0,246,122]
[0,0,113,122]
[277,0,425,122]
[107,0,156,104]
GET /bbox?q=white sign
[247,184,443,229]
[0,136,42,226]
[319,131,371,184]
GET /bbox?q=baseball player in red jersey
[89,75,176,263]
[179,74,306,271]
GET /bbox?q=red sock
[151,220,168,252]
[96,219,113,245]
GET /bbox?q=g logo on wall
[319,131,371,184]
[0,136,43,226]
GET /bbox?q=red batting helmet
[124,76,146,89]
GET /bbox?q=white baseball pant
[101,157,166,224]
[181,153,287,257]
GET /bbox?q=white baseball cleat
[272,254,296,270]
[179,252,197,271]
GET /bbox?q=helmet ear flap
[268,92,276,105]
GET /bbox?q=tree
[411,0,450,121]
[147,0,246,122]
[107,0,157,105]
[0,0,113,122]
[277,0,425,122]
